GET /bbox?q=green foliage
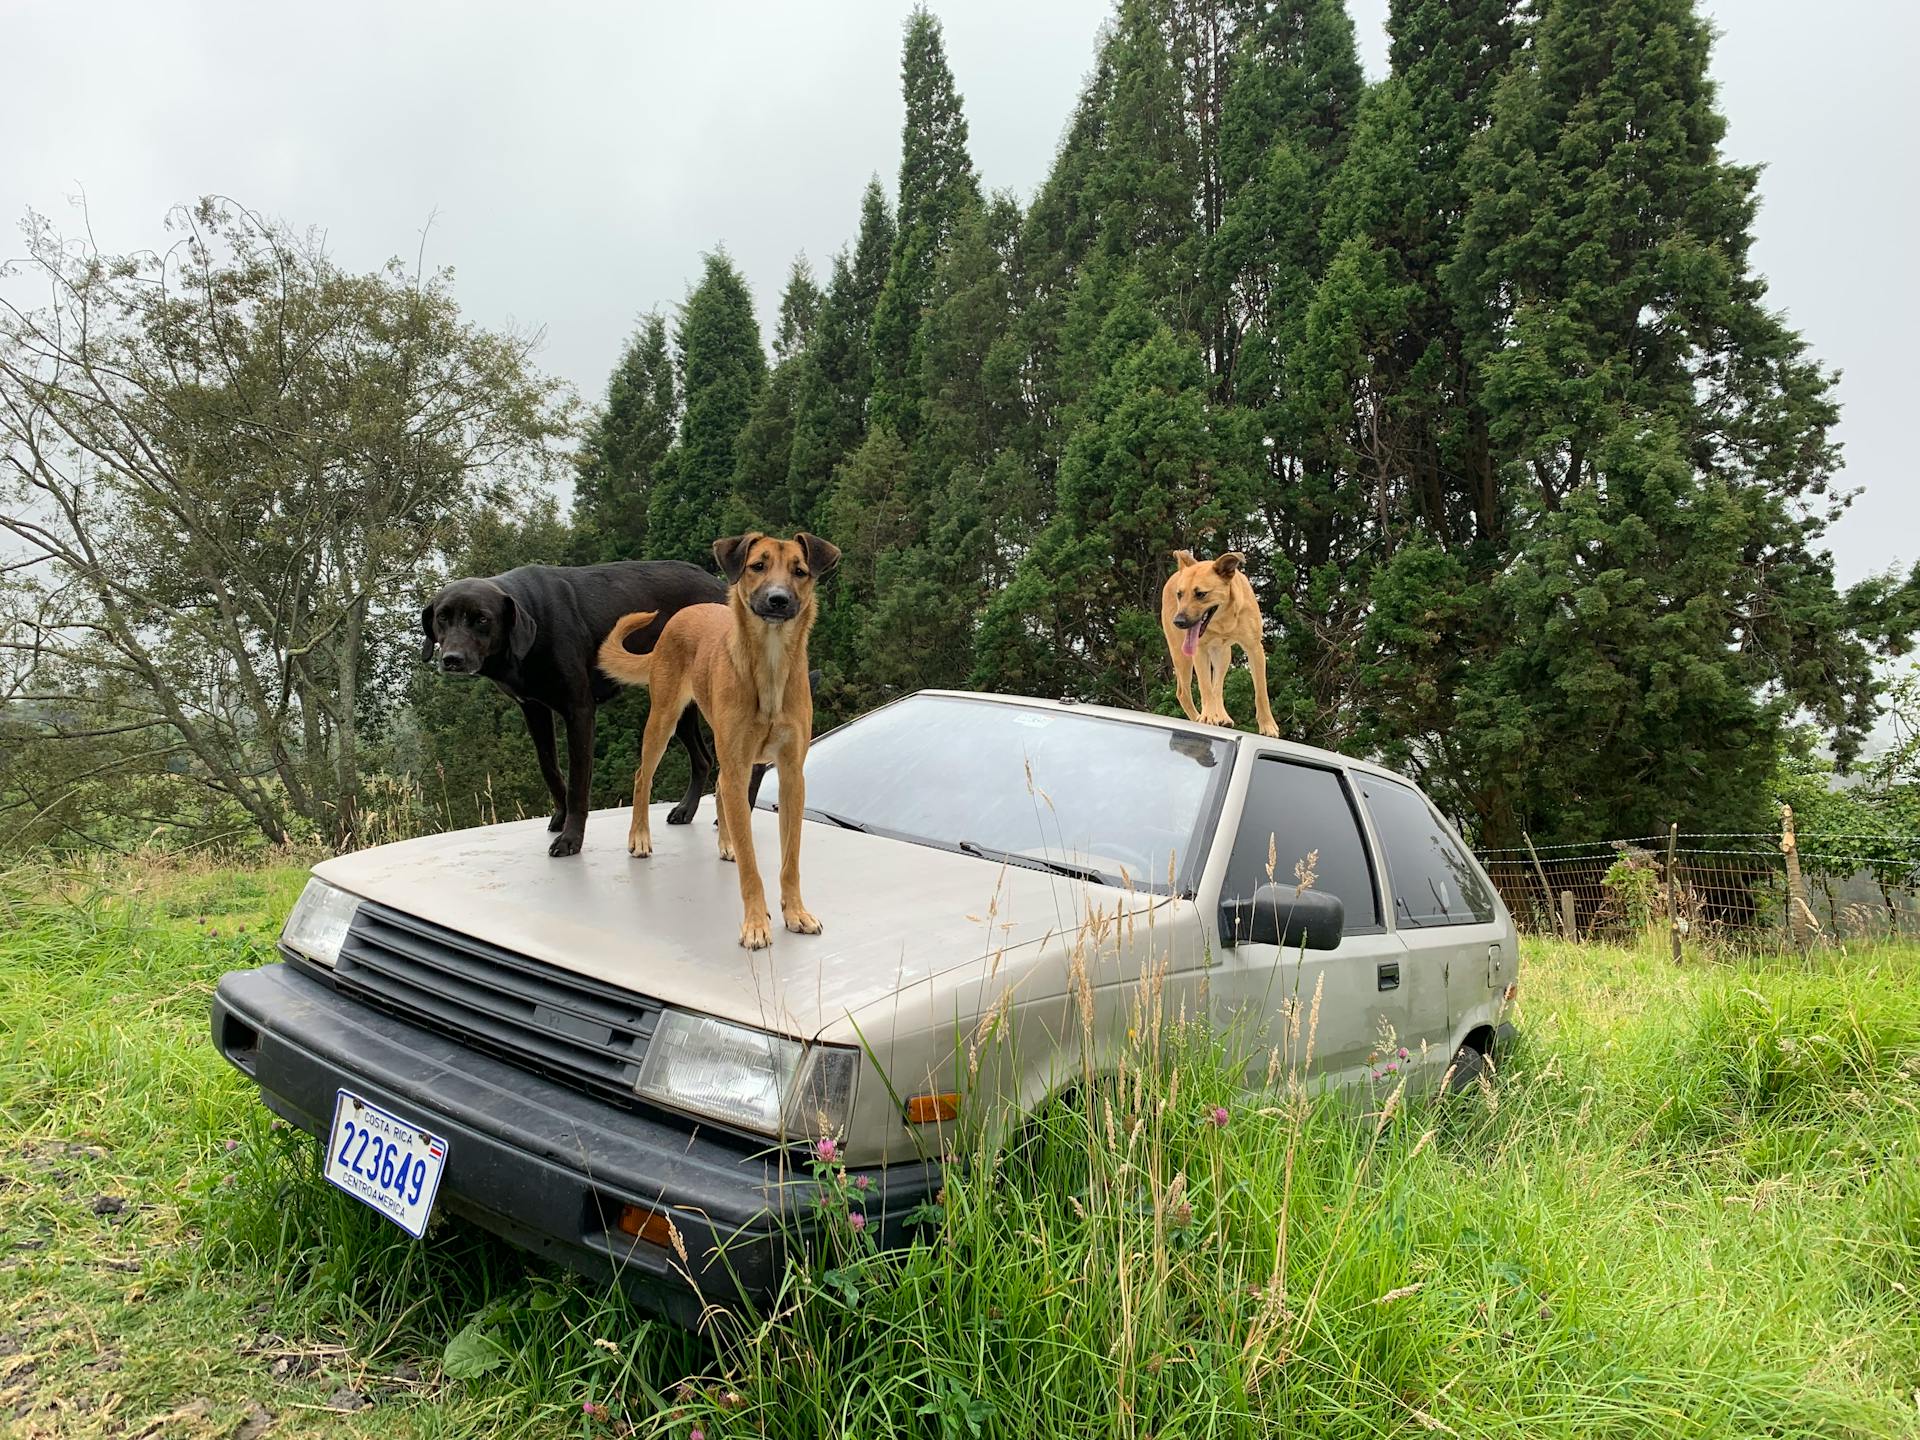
[0,199,569,850]
[1430,0,1887,840]
[646,251,765,565]
[977,275,1256,708]
[786,179,895,532]
[869,7,979,438]
[570,313,677,562]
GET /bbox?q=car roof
[908,690,1418,788]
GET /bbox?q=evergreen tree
[646,251,765,565]
[787,180,895,530]
[1282,0,1518,743]
[1443,0,1893,841]
[868,7,979,437]
[816,425,916,710]
[860,197,1026,696]
[731,259,831,529]
[1079,0,1205,346]
[1008,56,1114,508]
[570,313,676,562]
[976,273,1256,707]
[773,255,823,362]
[1190,0,1366,738]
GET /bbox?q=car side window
[1354,774,1496,927]
[1223,758,1381,933]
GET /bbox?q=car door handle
[1377,961,1400,992]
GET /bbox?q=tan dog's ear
[713,533,762,584]
[1211,551,1245,578]
[1171,549,1197,570]
[796,532,841,576]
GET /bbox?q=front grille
[332,902,662,1105]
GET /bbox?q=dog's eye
[750,560,768,572]
[1194,590,1209,600]
[792,568,809,580]
[474,616,490,629]
[1176,590,1184,599]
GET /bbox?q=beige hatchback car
[214,691,1517,1323]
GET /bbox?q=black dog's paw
[548,829,584,858]
[547,809,567,833]
[666,801,698,826]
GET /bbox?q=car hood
[313,805,1169,1040]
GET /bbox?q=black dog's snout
[439,654,467,673]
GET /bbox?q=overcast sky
[4,0,1913,586]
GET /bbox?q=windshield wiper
[957,839,1110,886]
[804,806,870,832]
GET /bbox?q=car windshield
[759,695,1233,895]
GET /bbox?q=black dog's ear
[503,592,538,664]
[419,602,438,664]
[1211,551,1245,578]
[796,532,841,577]
[713,533,761,584]
[1171,549,1197,570]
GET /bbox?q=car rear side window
[1355,774,1496,927]
[1223,758,1381,933]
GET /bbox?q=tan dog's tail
[597,611,659,686]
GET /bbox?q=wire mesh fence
[1475,826,1920,947]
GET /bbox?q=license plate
[323,1089,449,1239]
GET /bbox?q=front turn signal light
[616,1203,677,1248]
[905,1093,960,1124]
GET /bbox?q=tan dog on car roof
[1161,549,1279,738]
[598,532,840,950]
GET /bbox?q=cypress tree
[1444,0,1892,841]
[646,251,765,566]
[1189,0,1365,739]
[1285,0,1518,747]
[569,313,676,562]
[1079,0,1204,346]
[1008,56,1114,510]
[787,180,895,530]
[860,196,1026,696]
[868,7,979,438]
[773,255,823,363]
[975,272,1255,708]
[731,258,829,530]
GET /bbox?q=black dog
[422,561,725,857]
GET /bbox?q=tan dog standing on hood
[1161,549,1280,738]
[598,532,840,950]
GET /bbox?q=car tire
[1444,1044,1490,1096]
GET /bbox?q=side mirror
[1219,885,1344,951]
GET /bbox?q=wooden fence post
[1780,803,1812,954]
[1667,822,1683,964]
[1522,830,1563,939]
[1560,890,1578,944]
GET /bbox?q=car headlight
[635,1009,858,1140]
[280,878,361,968]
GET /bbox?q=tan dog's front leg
[774,748,821,936]
[1245,635,1280,738]
[1168,637,1200,722]
[1198,645,1232,727]
[717,768,772,949]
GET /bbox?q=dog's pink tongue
[1182,627,1198,657]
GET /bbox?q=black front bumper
[211,962,936,1326]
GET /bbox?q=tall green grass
[2,858,1917,1437]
